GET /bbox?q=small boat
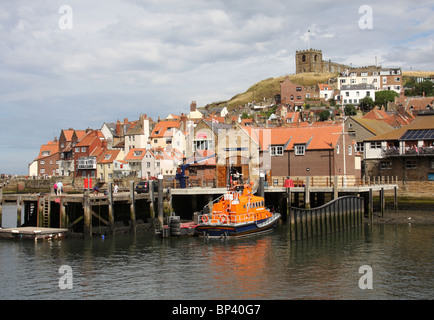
[196,182,281,238]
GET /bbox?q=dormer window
[104,154,112,160]
[134,151,142,157]
[270,146,283,156]
[295,144,306,155]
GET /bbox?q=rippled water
[1,204,433,300]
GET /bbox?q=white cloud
[1,0,433,174]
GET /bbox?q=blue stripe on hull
[196,216,279,238]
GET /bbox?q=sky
[1,0,433,175]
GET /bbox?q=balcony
[383,146,434,157]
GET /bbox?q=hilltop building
[296,49,349,74]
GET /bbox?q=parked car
[135,180,158,193]
[135,181,149,193]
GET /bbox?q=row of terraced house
[28,90,434,188]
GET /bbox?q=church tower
[295,49,323,73]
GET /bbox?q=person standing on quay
[114,184,118,195]
[54,182,58,195]
[57,181,63,195]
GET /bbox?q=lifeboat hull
[196,213,281,238]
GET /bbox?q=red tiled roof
[98,149,121,164]
[37,141,59,160]
[150,120,182,138]
[125,148,147,161]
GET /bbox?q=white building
[340,84,376,106]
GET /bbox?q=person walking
[54,182,58,195]
[114,184,118,195]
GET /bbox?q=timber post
[17,195,22,227]
[0,189,2,228]
[259,172,265,199]
[305,175,310,209]
[108,182,115,234]
[394,186,398,213]
[83,190,91,238]
[158,174,164,231]
[130,180,136,233]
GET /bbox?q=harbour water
[0,203,433,300]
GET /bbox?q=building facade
[295,49,349,74]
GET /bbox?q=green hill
[203,73,336,112]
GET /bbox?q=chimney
[102,139,108,149]
[190,101,197,112]
[124,118,129,124]
[180,113,187,130]
[116,120,121,136]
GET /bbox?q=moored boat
[196,182,281,238]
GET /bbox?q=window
[147,162,150,168]
[81,147,86,152]
[380,161,392,170]
[134,150,142,157]
[345,92,349,97]
[75,147,80,152]
[366,91,371,97]
[104,154,111,160]
[336,145,340,154]
[295,145,306,155]
[383,77,387,84]
[395,77,400,82]
[290,95,294,100]
[42,151,50,156]
[370,142,382,149]
[296,87,302,91]
[405,160,417,169]
[356,142,364,153]
[270,146,284,156]
[40,161,45,165]
[348,145,352,155]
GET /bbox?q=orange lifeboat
[196,183,281,238]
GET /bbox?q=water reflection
[0,204,433,300]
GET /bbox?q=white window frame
[294,145,306,156]
[270,146,284,156]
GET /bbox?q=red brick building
[36,140,60,177]
[280,77,305,107]
[73,130,105,178]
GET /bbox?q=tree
[344,104,357,116]
[319,110,331,121]
[359,96,375,112]
[375,90,399,106]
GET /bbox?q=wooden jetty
[0,175,399,239]
[0,227,68,241]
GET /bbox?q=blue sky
[1,0,433,175]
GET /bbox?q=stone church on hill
[296,49,349,74]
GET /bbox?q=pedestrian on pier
[57,181,63,195]
[114,184,118,195]
[54,183,58,195]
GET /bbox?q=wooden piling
[305,176,310,209]
[0,189,3,228]
[17,195,22,227]
[60,196,66,228]
[380,188,385,218]
[130,181,136,233]
[83,191,91,238]
[157,175,164,231]
[368,189,373,224]
[259,172,265,199]
[394,186,398,213]
[108,182,115,234]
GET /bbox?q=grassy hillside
[205,73,336,112]
[203,71,433,112]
